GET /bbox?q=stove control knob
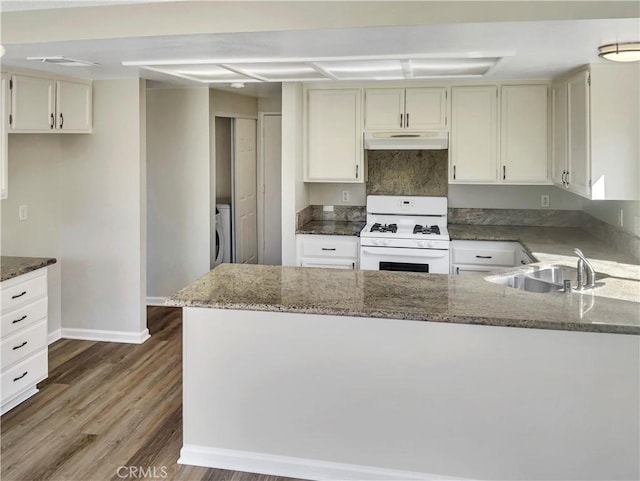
[427,241,435,248]
[382,239,389,246]
[372,239,380,246]
[417,241,426,248]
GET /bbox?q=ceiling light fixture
[230,82,245,89]
[27,56,99,67]
[597,42,640,62]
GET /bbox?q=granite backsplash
[366,150,448,196]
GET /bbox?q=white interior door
[233,118,258,264]
[260,114,282,265]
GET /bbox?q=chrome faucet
[574,248,596,290]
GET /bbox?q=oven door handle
[361,247,448,258]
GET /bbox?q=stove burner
[413,224,441,235]
[371,223,398,233]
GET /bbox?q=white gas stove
[360,195,450,273]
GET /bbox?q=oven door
[360,246,450,274]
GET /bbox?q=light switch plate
[541,195,550,208]
[18,205,28,221]
[617,209,624,228]
[342,191,350,202]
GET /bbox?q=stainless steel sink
[486,265,593,294]
[527,266,578,285]
[490,274,561,293]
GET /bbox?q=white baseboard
[1,387,39,415]
[48,329,62,345]
[61,327,150,344]
[178,445,469,481]
[146,297,168,306]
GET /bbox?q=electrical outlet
[617,209,624,228]
[18,205,28,222]
[323,205,334,212]
[541,195,550,208]
[341,191,350,203]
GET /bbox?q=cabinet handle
[453,165,456,180]
[456,267,460,275]
[476,255,493,259]
[12,341,27,351]
[352,262,355,269]
[406,113,409,128]
[400,113,403,128]
[502,165,506,180]
[565,172,570,187]
[13,371,28,382]
[355,164,359,179]
[50,113,55,129]
[321,248,337,251]
[12,315,27,324]
[60,113,64,129]
[11,291,27,299]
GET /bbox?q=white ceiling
[0,0,179,12]
[1,15,638,93]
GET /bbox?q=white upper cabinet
[304,88,363,183]
[500,85,548,184]
[0,74,8,199]
[56,80,92,132]
[9,74,92,134]
[450,86,498,183]
[566,70,591,197]
[551,64,638,200]
[10,74,55,132]
[364,87,447,130]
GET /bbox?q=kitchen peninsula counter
[168,262,639,335]
[1,256,57,282]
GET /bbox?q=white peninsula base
[180,307,639,481]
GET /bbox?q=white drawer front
[1,273,47,314]
[452,247,516,266]
[301,239,358,258]
[0,297,47,338]
[1,319,47,370]
[301,259,356,269]
[1,349,47,403]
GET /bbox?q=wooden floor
[1,307,304,481]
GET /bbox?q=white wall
[214,117,232,202]
[147,87,211,299]
[281,83,307,265]
[449,184,584,210]
[583,199,640,236]
[308,183,366,206]
[59,78,147,338]
[258,93,282,114]
[1,135,62,338]
[183,308,640,481]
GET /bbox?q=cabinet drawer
[0,297,47,338]
[452,247,516,266]
[301,259,356,269]
[301,239,358,258]
[1,272,47,314]
[1,349,47,403]
[1,319,47,370]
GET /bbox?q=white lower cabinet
[451,240,533,275]
[297,235,359,269]
[1,269,49,415]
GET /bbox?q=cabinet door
[551,82,568,187]
[450,86,498,182]
[10,75,55,132]
[500,85,548,183]
[305,89,362,182]
[364,88,404,130]
[567,70,591,198]
[56,80,92,132]
[0,74,8,199]
[405,87,447,130]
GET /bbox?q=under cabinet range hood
[364,131,449,150]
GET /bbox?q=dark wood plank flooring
[1,307,306,481]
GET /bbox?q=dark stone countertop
[297,220,366,236]
[1,256,57,282]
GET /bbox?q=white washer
[216,204,232,264]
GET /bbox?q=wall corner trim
[61,327,150,344]
[178,445,470,481]
[48,329,62,345]
[146,296,169,306]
